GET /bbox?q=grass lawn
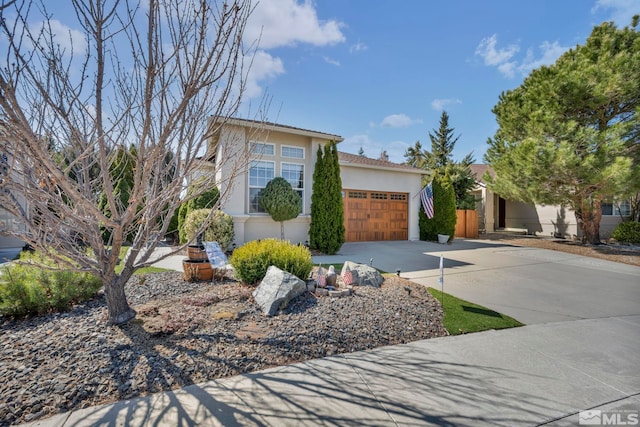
[428,287,524,335]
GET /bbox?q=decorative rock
[328,290,343,297]
[252,266,306,316]
[315,288,329,296]
[340,261,384,287]
[306,281,316,292]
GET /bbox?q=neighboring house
[207,118,425,246]
[0,152,27,250]
[469,164,630,239]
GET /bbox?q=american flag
[420,182,434,219]
[342,266,354,285]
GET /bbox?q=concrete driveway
[313,239,640,325]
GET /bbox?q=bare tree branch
[0,0,260,324]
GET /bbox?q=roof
[470,164,494,184]
[338,151,425,174]
[210,116,343,142]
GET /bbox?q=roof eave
[339,161,427,175]
[213,117,344,142]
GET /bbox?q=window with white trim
[281,162,304,212]
[602,200,631,216]
[281,145,304,159]
[249,160,274,213]
[250,142,274,156]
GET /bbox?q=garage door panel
[343,189,408,242]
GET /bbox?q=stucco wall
[216,124,334,245]
[472,178,625,240]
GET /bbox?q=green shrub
[611,221,640,244]
[0,252,103,317]
[183,208,234,250]
[230,239,313,285]
[178,183,220,243]
[419,174,457,242]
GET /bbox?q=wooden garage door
[343,190,408,242]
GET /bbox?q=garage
[338,152,425,242]
[343,189,409,242]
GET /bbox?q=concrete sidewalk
[23,315,640,427]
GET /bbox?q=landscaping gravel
[0,271,446,425]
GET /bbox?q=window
[281,145,304,159]
[282,163,304,212]
[602,200,631,216]
[390,193,407,201]
[249,161,274,213]
[250,142,274,156]
[348,191,367,199]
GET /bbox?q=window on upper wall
[281,162,304,212]
[281,145,304,159]
[250,142,274,156]
[601,200,631,216]
[249,160,274,213]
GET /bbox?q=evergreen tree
[404,111,477,209]
[310,141,345,254]
[419,174,457,242]
[486,18,640,244]
[259,177,302,240]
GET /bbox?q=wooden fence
[455,210,478,239]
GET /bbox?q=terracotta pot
[187,245,208,261]
[182,259,213,281]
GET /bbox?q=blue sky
[3,0,638,164]
[242,0,639,163]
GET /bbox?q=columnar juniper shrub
[0,252,102,317]
[230,239,313,285]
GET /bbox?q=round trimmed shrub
[611,221,640,244]
[230,239,313,285]
[183,209,234,250]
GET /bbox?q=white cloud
[592,0,640,26]
[518,41,569,74]
[245,0,345,49]
[323,56,341,66]
[380,114,422,128]
[350,41,368,53]
[431,98,462,111]
[475,34,519,66]
[476,34,570,78]
[33,19,86,56]
[245,50,285,98]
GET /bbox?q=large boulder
[253,266,306,316]
[340,261,384,287]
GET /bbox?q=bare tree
[0,0,258,324]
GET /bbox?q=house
[207,118,426,246]
[0,152,27,250]
[469,164,630,239]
